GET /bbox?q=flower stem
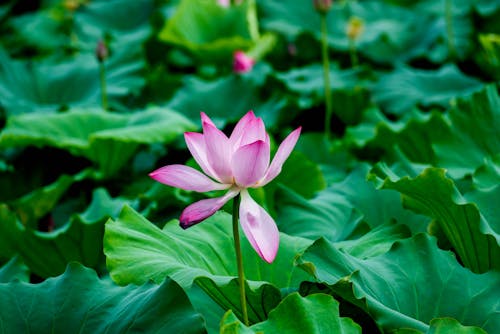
[445,0,456,60]
[232,194,249,326]
[348,38,358,67]
[99,61,108,110]
[320,12,332,139]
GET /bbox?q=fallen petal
[180,189,239,228]
[149,164,229,192]
[239,190,279,263]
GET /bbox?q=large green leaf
[293,133,358,184]
[220,293,361,334]
[334,222,411,259]
[104,206,311,323]
[345,108,448,164]
[167,74,284,129]
[473,155,500,191]
[0,263,205,333]
[0,256,29,283]
[195,277,281,325]
[105,206,311,287]
[7,174,75,228]
[464,185,500,238]
[394,317,488,334]
[159,0,259,61]
[372,64,483,115]
[5,169,91,229]
[262,150,326,219]
[0,46,145,114]
[0,107,195,175]
[369,164,500,273]
[276,164,424,244]
[347,86,500,179]
[186,284,226,334]
[432,85,500,178]
[0,187,131,277]
[0,202,103,277]
[474,0,500,16]
[298,234,500,333]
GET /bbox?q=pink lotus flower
[233,51,255,74]
[150,111,301,263]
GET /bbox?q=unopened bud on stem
[346,17,364,40]
[313,0,332,14]
[95,40,109,63]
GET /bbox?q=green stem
[99,61,108,110]
[320,12,332,139]
[348,38,358,67]
[445,0,456,59]
[232,194,249,326]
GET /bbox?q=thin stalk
[445,0,456,59]
[348,38,358,67]
[232,194,249,326]
[99,62,108,110]
[320,12,332,139]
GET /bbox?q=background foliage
[0,0,499,333]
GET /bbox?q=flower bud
[217,0,230,7]
[64,0,80,11]
[346,17,364,40]
[313,0,332,14]
[233,51,255,74]
[95,40,109,63]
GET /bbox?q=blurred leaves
[0,0,499,332]
[372,65,483,115]
[159,0,259,61]
[0,107,195,175]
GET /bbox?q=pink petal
[149,164,229,192]
[260,127,302,187]
[229,111,257,150]
[239,190,279,263]
[180,189,239,228]
[200,112,216,127]
[184,132,220,182]
[238,117,267,149]
[203,122,233,183]
[231,140,270,187]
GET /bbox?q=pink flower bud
[313,0,332,13]
[217,0,230,7]
[233,51,255,74]
[95,40,109,63]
